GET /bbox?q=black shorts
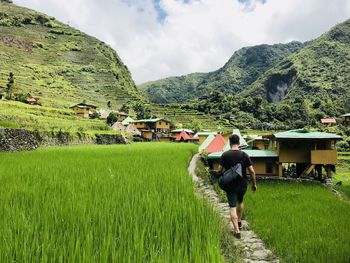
[226,182,247,208]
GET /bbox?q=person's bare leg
[237,202,244,223]
[230,207,239,233]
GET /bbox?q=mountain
[139,41,305,104]
[187,19,350,131]
[243,19,350,109]
[0,1,143,109]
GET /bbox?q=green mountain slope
[243,19,350,108]
[0,1,143,109]
[187,19,350,131]
[140,42,304,103]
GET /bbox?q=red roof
[27,98,39,102]
[320,118,336,124]
[204,134,226,153]
[175,131,191,141]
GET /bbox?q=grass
[333,154,350,198]
[0,143,235,262]
[244,181,350,263]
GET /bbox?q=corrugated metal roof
[341,113,350,117]
[274,129,341,140]
[198,134,216,152]
[205,134,226,153]
[171,129,194,134]
[207,150,278,159]
[174,131,191,141]
[194,131,217,137]
[320,118,336,124]
[131,118,169,123]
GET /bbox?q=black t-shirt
[220,150,252,181]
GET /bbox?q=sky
[13,0,350,84]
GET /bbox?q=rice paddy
[0,143,229,262]
[244,181,350,263]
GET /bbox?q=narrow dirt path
[188,153,279,263]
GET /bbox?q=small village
[64,101,348,180]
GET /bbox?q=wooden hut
[70,103,97,118]
[174,131,191,142]
[131,118,170,133]
[341,113,350,126]
[208,150,279,176]
[320,118,336,125]
[264,129,342,177]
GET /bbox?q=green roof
[207,150,278,159]
[194,131,217,137]
[274,129,342,140]
[198,134,215,152]
[121,116,135,125]
[131,118,168,123]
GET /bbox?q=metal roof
[171,128,194,134]
[207,150,278,159]
[131,118,169,123]
[198,134,216,152]
[205,134,227,153]
[122,116,135,125]
[194,131,217,137]
[341,113,350,117]
[273,129,342,140]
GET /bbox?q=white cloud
[13,0,350,83]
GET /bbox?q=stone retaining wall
[0,128,39,152]
[0,128,128,152]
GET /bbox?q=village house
[208,149,279,176]
[173,130,199,143]
[263,129,342,177]
[341,113,350,126]
[26,97,41,105]
[99,110,129,122]
[205,129,341,178]
[320,118,336,125]
[69,103,97,118]
[131,118,170,133]
[170,128,194,137]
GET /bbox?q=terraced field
[0,143,234,262]
[149,104,232,131]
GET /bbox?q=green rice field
[245,181,350,263]
[0,143,230,262]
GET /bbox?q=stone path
[188,153,279,263]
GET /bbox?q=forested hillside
[140,42,304,103]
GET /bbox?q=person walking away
[219,134,257,239]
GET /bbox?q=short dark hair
[229,134,240,145]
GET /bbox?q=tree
[6,72,14,100]
[107,101,112,109]
[106,112,118,125]
[133,102,151,119]
[120,103,130,114]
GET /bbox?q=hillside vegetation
[140,42,304,103]
[244,19,350,107]
[0,1,143,110]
